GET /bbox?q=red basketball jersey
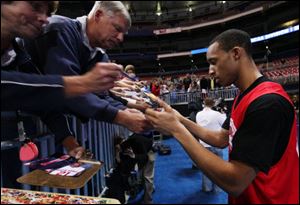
[229,82,299,204]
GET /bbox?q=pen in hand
[121,70,138,82]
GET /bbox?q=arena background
[57,1,299,115]
[1,1,298,203]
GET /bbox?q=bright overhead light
[156,1,162,16]
[282,19,299,27]
[188,7,192,12]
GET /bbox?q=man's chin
[216,79,224,86]
[23,31,41,39]
[108,41,118,48]
[223,82,234,87]
[218,80,230,87]
[101,44,111,49]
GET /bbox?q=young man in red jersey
[145,29,299,204]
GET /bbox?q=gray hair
[89,1,131,27]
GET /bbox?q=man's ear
[232,47,242,61]
[94,9,104,22]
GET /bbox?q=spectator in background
[183,73,192,92]
[177,80,185,93]
[200,76,209,96]
[160,84,169,96]
[151,79,160,96]
[209,76,215,90]
[187,81,199,93]
[170,75,177,84]
[169,83,177,104]
[196,98,226,193]
[124,64,139,81]
[142,80,151,93]
[191,74,197,82]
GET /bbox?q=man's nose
[209,65,215,76]
[37,13,49,25]
[116,32,124,43]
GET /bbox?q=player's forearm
[172,125,254,197]
[180,116,228,148]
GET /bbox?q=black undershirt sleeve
[222,116,230,130]
[229,94,294,174]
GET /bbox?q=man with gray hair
[1,1,123,112]
[25,1,151,133]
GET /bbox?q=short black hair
[209,29,253,57]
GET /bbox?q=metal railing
[161,87,240,105]
[1,114,130,197]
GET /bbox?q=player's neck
[237,60,262,92]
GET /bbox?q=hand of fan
[121,70,138,81]
[76,150,102,165]
[142,92,160,108]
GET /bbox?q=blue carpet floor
[129,137,228,204]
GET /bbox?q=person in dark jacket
[1,1,123,112]
[24,1,151,133]
[1,1,115,189]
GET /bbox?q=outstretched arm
[145,101,257,197]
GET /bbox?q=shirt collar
[76,16,106,58]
